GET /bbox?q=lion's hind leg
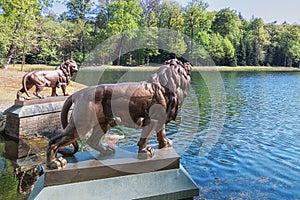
[51,86,57,96]
[33,85,45,99]
[86,123,115,156]
[17,83,34,100]
[47,126,79,169]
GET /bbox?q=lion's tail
[22,72,31,97]
[57,94,79,155]
[61,95,74,129]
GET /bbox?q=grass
[80,65,300,72]
[200,66,300,72]
[0,65,86,112]
[10,63,300,72]
[8,64,56,72]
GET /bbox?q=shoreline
[1,65,299,112]
[78,65,300,72]
[6,64,300,72]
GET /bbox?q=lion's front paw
[100,146,115,156]
[138,147,155,159]
[47,157,67,169]
[158,138,173,149]
[166,138,172,147]
[33,92,44,99]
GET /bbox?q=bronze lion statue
[47,59,192,169]
[16,59,78,100]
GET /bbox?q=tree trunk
[3,44,17,69]
[21,51,26,71]
[3,23,21,69]
[284,55,287,67]
[80,30,85,61]
[190,25,194,62]
[145,50,150,65]
[21,41,26,71]
[117,34,124,66]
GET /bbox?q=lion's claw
[100,146,115,156]
[47,157,67,169]
[138,146,155,159]
[158,138,172,149]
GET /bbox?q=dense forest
[0,0,299,68]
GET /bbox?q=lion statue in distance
[47,59,192,169]
[16,59,78,100]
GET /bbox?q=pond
[1,70,300,199]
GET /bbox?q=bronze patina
[16,59,78,100]
[47,59,192,169]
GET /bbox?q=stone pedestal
[29,147,199,200]
[4,96,68,139]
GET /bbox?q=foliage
[0,0,299,67]
[106,0,143,65]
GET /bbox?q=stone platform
[4,96,68,140]
[44,146,180,186]
[29,147,199,199]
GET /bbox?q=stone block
[4,97,68,139]
[29,146,199,200]
[30,165,199,200]
[44,146,180,187]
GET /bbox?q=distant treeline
[0,0,299,68]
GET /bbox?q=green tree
[106,0,143,65]
[184,0,209,63]
[211,8,241,66]
[207,33,224,65]
[64,0,93,62]
[264,22,279,66]
[66,0,91,20]
[157,0,187,58]
[248,18,270,65]
[143,12,160,65]
[158,0,184,30]
[139,0,161,65]
[38,17,68,64]
[278,24,300,66]
[139,0,160,26]
[222,37,235,66]
[0,0,40,69]
[211,8,241,46]
[236,18,248,66]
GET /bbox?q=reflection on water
[0,135,47,199]
[184,72,300,199]
[1,70,300,199]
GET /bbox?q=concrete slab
[5,100,66,118]
[4,96,68,139]
[15,96,68,106]
[44,146,180,186]
[29,165,199,200]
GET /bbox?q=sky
[52,0,300,24]
[203,0,299,24]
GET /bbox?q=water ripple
[182,72,300,199]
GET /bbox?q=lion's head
[150,58,191,99]
[56,59,78,77]
[149,58,192,121]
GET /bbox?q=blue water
[78,70,300,199]
[1,70,300,199]
[95,70,300,199]
[182,72,300,200]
